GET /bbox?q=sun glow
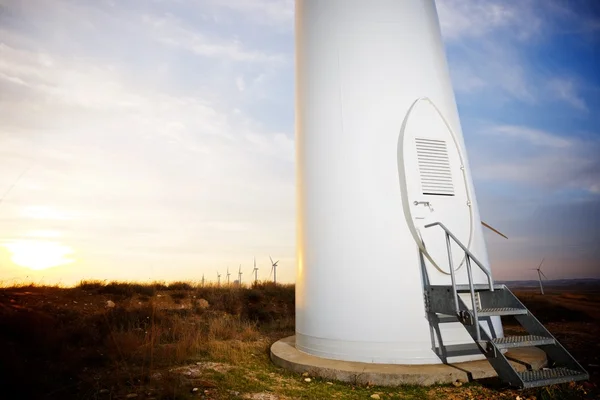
[3,240,75,271]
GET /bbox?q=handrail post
[465,254,481,341]
[445,232,460,314]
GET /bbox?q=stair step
[454,284,505,292]
[518,368,589,388]
[492,335,555,349]
[477,307,528,317]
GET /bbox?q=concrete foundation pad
[271,336,547,386]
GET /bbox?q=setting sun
[3,240,75,271]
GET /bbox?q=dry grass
[0,280,294,399]
[0,281,596,399]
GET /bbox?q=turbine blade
[481,221,508,239]
[270,256,274,265]
[540,270,549,280]
[538,258,545,269]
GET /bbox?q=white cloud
[202,0,294,30]
[141,13,287,64]
[436,0,542,41]
[244,131,294,163]
[439,22,537,101]
[447,67,487,93]
[235,75,245,92]
[20,206,76,220]
[489,125,572,148]
[438,0,593,109]
[547,77,588,111]
[472,125,600,194]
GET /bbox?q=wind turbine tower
[271,0,590,390]
[238,265,243,286]
[533,258,547,295]
[226,266,231,285]
[253,257,258,283]
[217,271,221,287]
[270,256,280,284]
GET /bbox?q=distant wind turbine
[201,273,205,287]
[532,258,548,295]
[269,256,279,284]
[226,266,231,285]
[217,271,221,287]
[238,265,242,286]
[253,257,258,283]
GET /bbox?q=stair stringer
[492,288,588,374]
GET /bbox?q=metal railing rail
[424,221,495,342]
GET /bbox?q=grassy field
[0,281,598,399]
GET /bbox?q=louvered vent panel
[415,138,455,196]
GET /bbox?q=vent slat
[422,181,454,186]
[415,138,447,145]
[417,159,451,165]
[415,145,448,150]
[416,149,448,155]
[416,138,455,196]
[418,155,450,161]
[418,161,451,166]
[419,173,453,180]
[419,167,453,173]
[422,184,455,188]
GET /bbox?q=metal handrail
[425,221,495,342]
[424,222,494,289]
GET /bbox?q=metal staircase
[423,222,589,389]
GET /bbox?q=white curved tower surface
[295,0,503,364]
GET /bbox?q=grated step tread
[477,307,527,316]
[518,368,589,388]
[492,335,554,349]
[454,284,505,292]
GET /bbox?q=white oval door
[399,98,473,274]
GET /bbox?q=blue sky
[0,0,598,285]
[436,0,600,280]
